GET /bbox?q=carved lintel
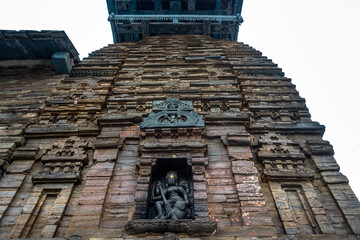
[139,142,207,153]
[32,170,81,183]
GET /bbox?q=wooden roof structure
[106,0,244,43]
[0,30,79,62]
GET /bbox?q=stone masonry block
[207,161,231,169]
[208,194,227,203]
[93,149,119,162]
[236,183,262,193]
[242,210,273,226]
[205,168,233,178]
[227,146,253,160]
[40,224,58,238]
[346,214,360,234]
[208,185,237,195]
[234,175,259,184]
[78,194,106,205]
[77,205,104,216]
[315,214,335,234]
[6,160,34,174]
[135,190,148,202]
[282,221,299,235]
[193,182,207,191]
[194,191,207,200]
[232,160,257,175]
[207,178,235,186]
[70,215,101,228]
[321,171,349,184]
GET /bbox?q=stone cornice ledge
[124,219,216,235]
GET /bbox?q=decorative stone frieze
[32,137,89,184]
[256,132,313,180]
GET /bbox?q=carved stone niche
[146,158,194,220]
[126,154,216,235]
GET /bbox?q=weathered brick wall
[0,66,66,177]
[0,66,67,238]
[0,35,359,239]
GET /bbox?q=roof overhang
[0,30,79,62]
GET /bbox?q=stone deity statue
[152,171,190,220]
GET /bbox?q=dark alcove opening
[146,158,194,219]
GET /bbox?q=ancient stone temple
[0,0,359,239]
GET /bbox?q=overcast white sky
[0,0,359,197]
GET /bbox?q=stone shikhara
[0,1,359,239]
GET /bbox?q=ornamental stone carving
[32,137,89,183]
[140,98,204,130]
[256,132,312,180]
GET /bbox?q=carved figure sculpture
[152,171,190,220]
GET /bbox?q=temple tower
[0,0,359,239]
